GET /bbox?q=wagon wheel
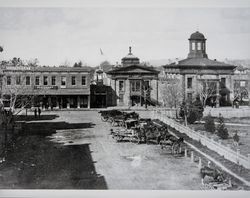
[115,135,123,142]
[109,118,114,124]
[120,120,125,127]
[101,116,108,122]
[201,183,215,190]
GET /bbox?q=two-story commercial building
[1,65,91,109]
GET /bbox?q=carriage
[99,110,123,122]
[200,166,231,190]
[111,119,141,142]
[99,110,139,127]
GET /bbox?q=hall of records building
[1,66,91,109]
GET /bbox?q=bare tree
[233,81,248,103]
[197,80,217,107]
[60,59,71,67]
[2,75,36,115]
[160,78,183,108]
[26,58,39,67]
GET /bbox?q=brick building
[232,66,250,105]
[163,31,236,107]
[1,66,91,109]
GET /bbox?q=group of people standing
[34,108,42,118]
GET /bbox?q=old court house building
[1,65,91,109]
[163,31,236,107]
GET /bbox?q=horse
[171,137,184,154]
[144,125,162,144]
[200,166,225,185]
[160,136,184,154]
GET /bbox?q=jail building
[107,47,160,107]
[1,66,91,109]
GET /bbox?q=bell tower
[188,31,208,58]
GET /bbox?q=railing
[151,109,250,169]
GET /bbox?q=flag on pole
[100,48,104,55]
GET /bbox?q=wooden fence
[151,109,250,169]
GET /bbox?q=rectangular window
[16,76,21,85]
[187,93,192,101]
[119,80,124,92]
[192,42,195,50]
[240,81,246,87]
[71,76,76,85]
[43,76,48,85]
[136,81,140,92]
[61,76,66,86]
[144,80,150,90]
[51,76,56,85]
[26,76,30,85]
[35,76,40,85]
[131,80,142,92]
[7,76,11,85]
[81,76,86,85]
[220,78,226,88]
[197,42,201,50]
[187,77,192,89]
[119,94,124,103]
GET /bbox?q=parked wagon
[99,110,123,122]
[201,181,231,190]
[112,119,141,143]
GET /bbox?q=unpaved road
[0,111,202,189]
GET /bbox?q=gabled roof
[164,58,236,69]
[107,64,159,75]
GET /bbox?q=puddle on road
[48,129,95,145]
[121,155,154,168]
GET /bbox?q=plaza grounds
[0,110,203,189]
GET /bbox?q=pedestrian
[38,108,41,118]
[34,108,37,118]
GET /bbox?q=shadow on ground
[15,114,59,121]
[0,120,107,189]
[21,121,95,136]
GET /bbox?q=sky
[0,0,250,66]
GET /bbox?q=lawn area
[189,117,250,157]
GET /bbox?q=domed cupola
[121,46,140,66]
[188,31,208,58]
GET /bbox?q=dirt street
[0,111,202,189]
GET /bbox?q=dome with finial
[189,31,206,40]
[121,46,140,66]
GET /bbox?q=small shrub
[204,113,215,133]
[180,98,204,124]
[187,110,198,124]
[217,114,229,139]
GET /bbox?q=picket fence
[151,109,250,169]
